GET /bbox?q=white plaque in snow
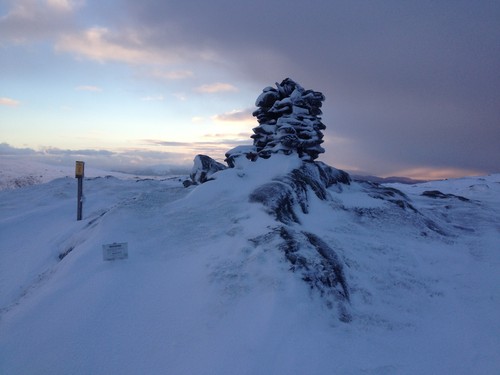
[102,242,128,261]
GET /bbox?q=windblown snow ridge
[247,160,453,322]
[249,161,350,224]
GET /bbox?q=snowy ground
[0,157,499,374]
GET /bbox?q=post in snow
[75,161,84,221]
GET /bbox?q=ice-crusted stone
[224,145,258,168]
[184,154,226,186]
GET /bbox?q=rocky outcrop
[248,161,352,321]
[183,154,226,187]
[249,161,350,223]
[278,227,352,322]
[421,190,470,201]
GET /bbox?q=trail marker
[103,242,129,261]
[75,161,85,221]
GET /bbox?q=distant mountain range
[351,174,427,184]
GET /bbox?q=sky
[1,0,499,179]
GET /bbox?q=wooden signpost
[75,161,84,221]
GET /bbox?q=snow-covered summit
[1,152,499,374]
[1,78,499,373]
[0,155,500,374]
[180,77,493,326]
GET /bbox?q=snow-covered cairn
[226,78,326,167]
[186,78,328,182]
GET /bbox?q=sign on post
[75,161,85,178]
[102,242,128,261]
[75,161,85,221]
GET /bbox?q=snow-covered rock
[224,145,258,168]
[184,154,226,186]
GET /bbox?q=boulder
[184,154,226,186]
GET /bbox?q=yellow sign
[75,161,85,178]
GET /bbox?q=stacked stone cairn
[187,78,328,184]
[226,78,326,167]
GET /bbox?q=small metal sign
[75,161,85,178]
[102,242,128,261]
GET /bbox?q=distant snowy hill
[0,154,499,374]
[0,156,140,190]
[0,156,69,190]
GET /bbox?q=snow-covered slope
[0,156,499,374]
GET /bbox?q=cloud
[194,83,238,94]
[0,142,35,155]
[55,26,217,67]
[191,117,204,123]
[0,0,81,43]
[143,137,251,158]
[141,95,164,101]
[46,0,81,13]
[144,140,195,147]
[212,108,254,124]
[389,167,487,181]
[42,147,115,157]
[150,69,194,80]
[75,85,102,92]
[56,27,163,64]
[0,97,20,107]
[0,143,191,175]
[173,93,187,101]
